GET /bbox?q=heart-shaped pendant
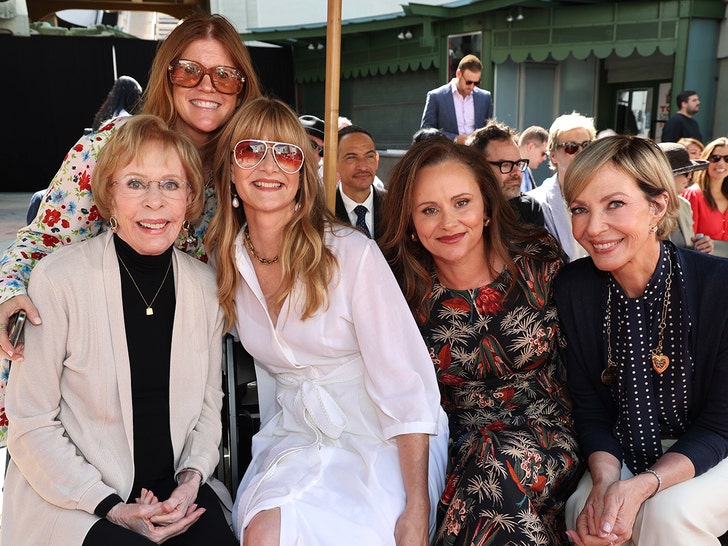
[651,353,670,374]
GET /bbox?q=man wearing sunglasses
[661,90,702,143]
[467,120,544,228]
[420,54,493,144]
[527,112,596,261]
[335,125,386,239]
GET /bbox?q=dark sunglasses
[168,59,245,95]
[488,159,529,174]
[708,154,728,163]
[557,141,591,155]
[465,79,481,86]
[232,140,305,174]
[310,139,324,158]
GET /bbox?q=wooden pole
[323,0,342,213]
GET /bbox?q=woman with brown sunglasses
[0,14,261,410]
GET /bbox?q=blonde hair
[564,135,678,239]
[205,97,339,331]
[547,112,596,171]
[694,137,728,211]
[92,114,204,222]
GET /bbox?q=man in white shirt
[420,55,493,144]
[335,126,385,239]
[527,112,596,261]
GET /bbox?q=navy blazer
[335,186,386,240]
[420,83,493,140]
[554,244,728,476]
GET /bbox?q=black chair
[216,334,260,495]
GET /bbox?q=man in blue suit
[420,54,493,143]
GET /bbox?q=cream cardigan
[2,231,225,545]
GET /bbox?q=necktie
[353,205,372,238]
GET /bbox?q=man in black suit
[467,120,544,227]
[335,125,385,239]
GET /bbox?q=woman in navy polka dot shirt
[555,135,728,546]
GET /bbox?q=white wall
[213,0,452,32]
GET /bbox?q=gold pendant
[146,307,154,316]
[651,352,669,374]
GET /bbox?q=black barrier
[0,34,294,192]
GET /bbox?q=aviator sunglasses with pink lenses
[232,140,305,174]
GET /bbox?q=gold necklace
[117,254,173,316]
[244,226,279,265]
[601,252,672,385]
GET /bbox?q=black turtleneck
[114,234,176,493]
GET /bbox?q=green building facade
[244,0,724,151]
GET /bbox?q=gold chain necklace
[601,251,672,385]
[117,254,173,316]
[244,225,279,265]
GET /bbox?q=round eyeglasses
[113,178,190,199]
[168,59,244,95]
[232,140,305,174]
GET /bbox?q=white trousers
[565,445,728,545]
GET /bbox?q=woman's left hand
[589,473,657,545]
[394,504,429,546]
[149,470,202,527]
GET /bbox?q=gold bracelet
[642,468,662,498]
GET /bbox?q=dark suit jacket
[509,193,544,228]
[335,186,386,240]
[420,83,493,140]
[554,244,728,476]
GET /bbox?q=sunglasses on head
[557,140,591,155]
[232,140,305,174]
[168,59,245,95]
[708,154,728,163]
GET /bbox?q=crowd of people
[0,12,726,546]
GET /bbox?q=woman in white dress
[205,97,448,545]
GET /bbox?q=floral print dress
[422,239,582,546]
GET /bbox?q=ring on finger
[0,324,6,331]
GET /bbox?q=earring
[649,224,658,233]
[294,201,302,212]
[231,183,240,208]
[483,217,491,227]
[410,232,418,242]
[109,216,119,233]
[182,220,192,233]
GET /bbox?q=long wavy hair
[694,137,728,210]
[379,137,554,322]
[141,13,261,160]
[205,97,339,331]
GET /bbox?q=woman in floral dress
[381,137,583,546]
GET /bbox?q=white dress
[231,225,448,545]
